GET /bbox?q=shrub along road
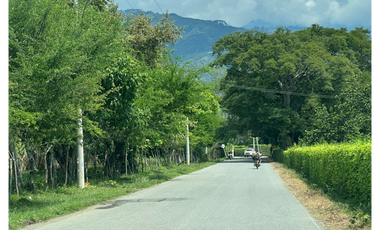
[22,157,324,230]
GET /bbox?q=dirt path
[269,161,371,230]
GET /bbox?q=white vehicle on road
[244,148,255,157]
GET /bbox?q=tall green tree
[125,12,183,68]
[85,53,144,177]
[131,55,222,164]
[9,0,127,190]
[212,25,371,148]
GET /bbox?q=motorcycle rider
[253,151,261,164]
[228,150,232,160]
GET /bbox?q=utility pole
[77,109,85,188]
[253,137,256,151]
[73,0,84,189]
[186,117,190,165]
[256,137,260,152]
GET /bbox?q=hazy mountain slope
[243,19,370,33]
[122,9,246,65]
[122,9,370,66]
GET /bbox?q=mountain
[122,9,246,66]
[243,19,307,32]
[243,20,307,34]
[243,19,371,33]
[122,10,370,67]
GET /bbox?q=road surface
[23,157,324,230]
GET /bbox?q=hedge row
[281,142,371,205]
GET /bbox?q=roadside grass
[270,160,371,230]
[9,159,223,230]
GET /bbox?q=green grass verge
[9,160,223,230]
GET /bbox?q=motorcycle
[255,159,260,169]
[253,156,260,169]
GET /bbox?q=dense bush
[272,148,284,162]
[283,141,371,206]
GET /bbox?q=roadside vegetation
[9,0,371,229]
[9,0,224,196]
[271,159,371,230]
[271,140,372,229]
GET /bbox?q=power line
[154,0,164,14]
[125,0,134,10]
[220,83,336,99]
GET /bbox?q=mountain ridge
[121,10,369,67]
[122,9,246,65]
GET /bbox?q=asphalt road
[23,157,324,230]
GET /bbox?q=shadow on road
[96,198,190,209]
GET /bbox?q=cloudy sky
[114,0,372,29]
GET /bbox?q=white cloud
[305,0,316,8]
[114,0,371,28]
[324,0,371,27]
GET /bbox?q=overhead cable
[154,0,164,14]
[125,0,134,9]
[220,83,336,99]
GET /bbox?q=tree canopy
[211,25,371,148]
[9,0,223,193]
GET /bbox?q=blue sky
[114,0,372,29]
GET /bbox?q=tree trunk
[9,153,13,195]
[94,154,97,180]
[49,150,53,189]
[146,157,151,170]
[43,146,52,191]
[10,142,24,192]
[13,157,19,195]
[64,147,69,186]
[131,151,136,174]
[125,146,128,176]
[155,149,158,170]
[8,146,20,195]
[85,155,88,183]
[103,151,108,180]
[5,148,11,200]
[170,149,173,163]
[44,151,48,192]
[52,151,57,189]
[24,137,37,190]
[71,146,77,184]
[141,150,144,173]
